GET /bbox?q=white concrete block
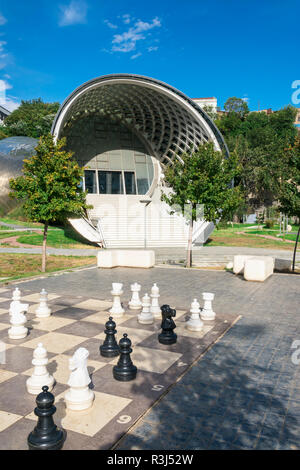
[97,250,155,268]
[244,257,274,282]
[233,255,255,274]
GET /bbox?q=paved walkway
[11,266,300,450]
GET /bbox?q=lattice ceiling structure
[52,74,228,168]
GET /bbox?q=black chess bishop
[158,304,177,345]
[27,386,66,450]
[113,333,137,381]
[100,317,120,358]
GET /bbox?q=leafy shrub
[265,219,274,229]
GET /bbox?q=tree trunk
[292,226,300,272]
[42,222,48,273]
[186,218,193,268]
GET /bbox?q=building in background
[0,105,10,124]
[192,97,218,113]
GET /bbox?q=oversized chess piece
[35,289,51,318]
[113,334,137,382]
[138,293,154,324]
[26,343,55,394]
[186,299,203,332]
[100,317,120,358]
[8,303,29,339]
[27,386,65,450]
[65,347,95,411]
[128,282,142,310]
[9,287,21,315]
[109,283,125,317]
[200,292,216,321]
[158,304,177,345]
[150,283,161,318]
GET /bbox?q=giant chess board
[0,286,239,450]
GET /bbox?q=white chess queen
[65,348,95,411]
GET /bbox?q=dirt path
[236,231,294,243]
[0,231,43,248]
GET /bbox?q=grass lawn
[0,231,34,240]
[0,217,43,228]
[0,254,96,282]
[16,228,96,249]
[206,223,300,250]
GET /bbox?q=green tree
[277,137,300,271]
[161,143,242,267]
[224,97,249,118]
[9,134,91,272]
[4,99,60,138]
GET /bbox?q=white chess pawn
[186,299,203,331]
[26,343,54,394]
[128,282,142,310]
[65,347,94,411]
[200,292,216,321]
[109,283,125,317]
[150,283,161,318]
[8,303,29,339]
[138,294,154,324]
[35,289,51,318]
[9,287,21,315]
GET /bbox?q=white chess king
[26,343,54,394]
[65,347,94,411]
[35,289,51,318]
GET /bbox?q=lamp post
[140,199,152,249]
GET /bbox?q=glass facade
[83,149,154,195]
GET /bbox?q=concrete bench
[97,250,155,269]
[233,255,256,274]
[244,256,274,282]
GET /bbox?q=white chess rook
[150,283,161,318]
[65,348,95,411]
[26,343,54,394]
[109,283,125,317]
[200,292,216,321]
[138,293,154,324]
[35,289,51,318]
[9,287,21,315]
[8,303,29,339]
[128,282,142,310]
[186,299,203,331]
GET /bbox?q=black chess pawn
[158,304,177,345]
[100,317,120,358]
[113,333,137,381]
[27,386,66,450]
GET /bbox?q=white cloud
[0,80,19,111]
[59,1,88,27]
[104,20,117,29]
[111,17,161,54]
[0,13,7,26]
[122,14,131,24]
[148,46,158,52]
[131,52,142,60]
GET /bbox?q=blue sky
[0,0,299,112]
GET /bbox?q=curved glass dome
[0,136,38,214]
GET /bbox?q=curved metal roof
[51,74,228,166]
